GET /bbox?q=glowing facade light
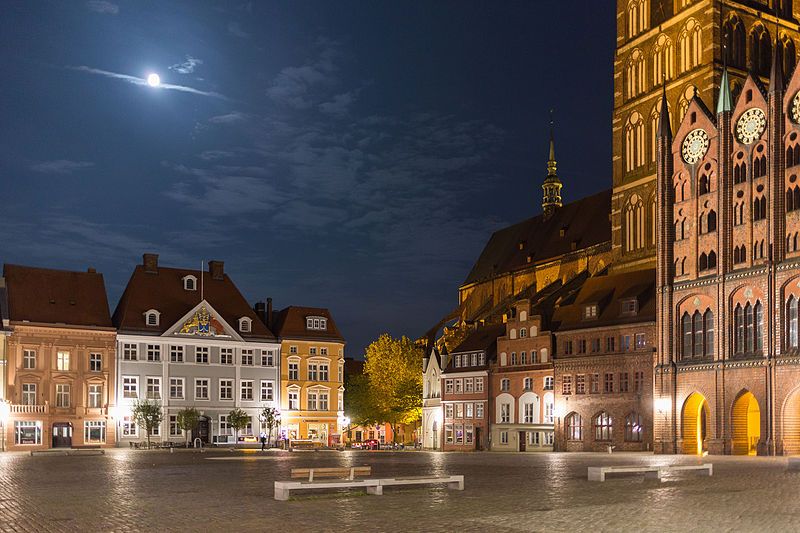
[654,397,670,414]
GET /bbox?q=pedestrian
[260,432,267,451]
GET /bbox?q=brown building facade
[3,265,117,451]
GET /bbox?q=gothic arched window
[781,34,796,78]
[566,412,583,441]
[679,19,702,73]
[625,112,645,172]
[753,155,767,178]
[749,24,772,77]
[594,412,613,441]
[787,186,800,212]
[624,413,643,442]
[626,49,645,99]
[724,15,746,70]
[788,295,799,350]
[625,193,645,252]
[652,33,675,85]
[704,309,715,356]
[753,196,767,221]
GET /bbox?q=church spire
[658,82,672,139]
[770,10,784,93]
[542,111,563,219]
[717,66,733,114]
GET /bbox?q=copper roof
[552,268,656,331]
[271,306,345,343]
[4,264,112,328]
[462,189,611,286]
[112,264,275,340]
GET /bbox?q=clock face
[736,108,766,144]
[792,92,800,123]
[681,129,709,165]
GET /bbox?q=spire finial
[548,109,555,162]
[658,80,672,139]
[542,110,562,219]
[770,5,785,93]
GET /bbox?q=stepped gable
[112,263,275,339]
[552,268,655,331]
[3,264,112,328]
[271,306,345,342]
[462,189,611,286]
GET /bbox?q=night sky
[0,1,615,357]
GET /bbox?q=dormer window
[306,316,327,330]
[144,309,161,327]
[621,298,638,315]
[583,305,598,320]
[238,317,252,333]
[183,275,197,291]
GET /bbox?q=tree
[259,406,280,447]
[364,334,424,443]
[344,373,385,428]
[132,399,163,449]
[227,408,251,448]
[176,407,200,448]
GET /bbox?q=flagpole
[200,260,204,302]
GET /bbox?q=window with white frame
[454,355,461,368]
[21,383,36,405]
[475,377,484,393]
[445,425,454,444]
[500,403,510,423]
[464,377,474,393]
[261,350,274,366]
[288,362,299,380]
[308,391,318,410]
[476,403,484,419]
[89,353,102,372]
[583,304,599,319]
[310,347,317,355]
[151,420,161,437]
[122,416,137,437]
[338,391,344,411]
[306,316,327,330]
[219,414,230,436]
[15,421,42,445]
[320,347,328,356]
[261,380,274,402]
[195,378,209,400]
[501,379,510,392]
[56,351,70,371]
[239,317,252,333]
[220,348,233,365]
[478,353,485,365]
[241,349,254,366]
[445,404,454,418]
[55,384,71,407]
[241,380,253,401]
[455,424,464,444]
[23,349,36,369]
[146,377,161,399]
[500,431,508,444]
[523,402,536,424]
[123,376,139,398]
[338,363,344,382]
[88,384,103,408]
[169,415,182,437]
[319,392,329,411]
[145,310,160,326]
[84,421,106,444]
[183,275,197,291]
[308,363,318,381]
[288,390,299,410]
[544,398,554,423]
[195,346,209,364]
[219,379,233,400]
[169,377,184,399]
[445,379,454,394]
[455,379,463,393]
[170,345,184,363]
[123,343,138,361]
[524,377,533,390]
[147,345,161,362]
[319,364,329,381]
[465,403,474,418]
[289,346,298,354]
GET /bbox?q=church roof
[462,189,611,287]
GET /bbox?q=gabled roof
[552,268,656,331]
[271,306,345,343]
[0,277,8,331]
[462,189,611,287]
[4,264,112,328]
[112,264,275,340]
[445,323,505,372]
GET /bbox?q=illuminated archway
[682,393,708,455]
[731,391,760,456]
[783,388,800,455]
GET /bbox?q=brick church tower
[612,0,800,273]
[654,16,800,456]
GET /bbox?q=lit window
[583,305,598,319]
[123,376,138,399]
[84,421,106,444]
[146,377,161,399]
[23,349,36,369]
[56,351,70,371]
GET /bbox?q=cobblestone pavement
[1,449,799,532]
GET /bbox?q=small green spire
[717,66,733,114]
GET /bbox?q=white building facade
[421,347,445,450]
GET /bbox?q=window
[122,417,137,437]
[56,351,70,371]
[564,341,573,355]
[219,415,230,436]
[183,275,197,291]
[753,196,767,221]
[465,424,474,444]
[621,335,632,352]
[465,377,474,393]
[308,363,318,381]
[170,378,184,399]
[590,374,600,394]
[634,371,644,393]
[306,316,327,330]
[445,379,454,394]
[475,377,484,393]
[520,351,527,364]
[788,296,799,350]
[308,391,317,410]
[454,355,461,368]
[465,403,474,418]
[288,362,299,380]
[635,333,646,349]
[566,413,583,441]
[524,377,533,390]
[123,343,138,361]
[577,340,587,354]
[576,374,586,394]
[89,353,102,372]
[678,18,702,73]
[584,305,598,319]
[544,376,554,390]
[619,372,629,393]
[195,347,209,364]
[261,350,274,366]
[625,112,645,174]
[445,425,454,444]
[146,377,161,399]
[606,336,616,352]
[624,192,645,250]
[170,345,184,363]
[591,339,601,353]
[123,376,138,399]
[220,348,233,365]
[604,373,614,393]
[625,48,645,98]
[519,328,527,338]
[21,383,36,405]
[241,380,253,401]
[145,311,159,327]
[478,353,485,366]
[241,349,254,366]
[682,309,715,359]
[500,431,508,444]
[84,421,106,444]
[625,412,643,442]
[501,379,510,392]
[220,379,233,401]
[261,380,274,402]
[288,390,299,410]
[562,375,572,395]
[56,384,71,407]
[500,403,511,423]
[309,347,317,356]
[195,378,209,400]
[476,403,484,419]
[239,317,252,333]
[319,392,329,411]
[289,345,298,355]
[23,349,36,369]
[594,412,613,441]
[169,415,182,437]
[511,352,517,365]
[544,397,554,423]
[147,345,161,362]
[15,421,42,445]
[445,404,454,419]
[523,402,536,424]
[319,364,329,381]
[320,347,328,356]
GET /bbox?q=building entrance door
[519,431,526,451]
[475,427,482,450]
[194,416,210,444]
[682,393,708,455]
[731,391,760,456]
[52,423,72,448]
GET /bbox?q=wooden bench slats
[290,466,371,482]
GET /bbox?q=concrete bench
[588,463,712,482]
[370,475,464,495]
[662,464,712,476]
[30,448,105,457]
[787,457,800,472]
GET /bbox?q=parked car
[354,439,379,450]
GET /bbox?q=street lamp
[0,400,11,452]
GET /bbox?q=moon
[146,73,161,87]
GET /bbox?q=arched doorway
[682,393,708,455]
[731,391,760,456]
[783,389,800,455]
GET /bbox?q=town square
[3,0,800,531]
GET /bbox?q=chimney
[143,253,159,274]
[87,267,96,274]
[254,301,267,325]
[266,297,273,328]
[208,260,224,280]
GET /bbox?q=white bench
[588,463,712,482]
[370,475,465,495]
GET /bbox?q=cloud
[228,21,250,39]
[30,160,94,174]
[68,66,230,100]
[208,111,248,124]
[319,90,359,117]
[267,40,342,109]
[169,56,203,74]
[86,1,118,14]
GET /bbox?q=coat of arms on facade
[179,306,224,336]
